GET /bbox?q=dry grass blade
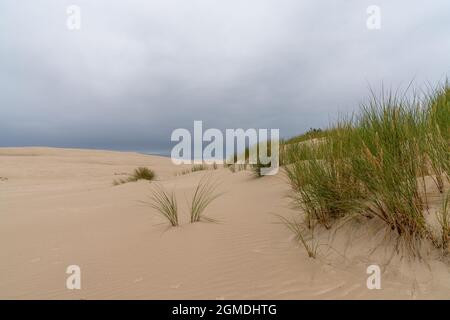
[276,214,319,258]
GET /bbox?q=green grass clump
[189,175,221,223]
[113,167,155,185]
[351,96,430,252]
[436,192,450,253]
[147,184,179,227]
[285,123,366,229]
[429,83,450,141]
[132,167,155,181]
[250,140,276,177]
[143,176,221,226]
[426,85,450,192]
[283,82,450,256]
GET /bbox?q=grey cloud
[1,0,449,154]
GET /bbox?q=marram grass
[113,167,155,185]
[282,83,450,256]
[146,184,179,227]
[189,175,221,223]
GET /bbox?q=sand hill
[0,147,449,299]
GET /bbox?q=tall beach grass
[283,83,450,256]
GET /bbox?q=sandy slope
[0,147,449,299]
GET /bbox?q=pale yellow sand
[0,147,449,299]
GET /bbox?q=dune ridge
[0,147,449,299]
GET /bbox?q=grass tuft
[131,167,155,181]
[189,175,221,223]
[147,184,179,227]
[113,167,155,185]
[436,191,450,253]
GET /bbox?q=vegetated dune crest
[0,147,449,299]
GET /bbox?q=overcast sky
[1,0,449,154]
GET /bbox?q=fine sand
[0,147,449,299]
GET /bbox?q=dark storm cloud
[1,0,449,153]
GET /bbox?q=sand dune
[0,147,449,299]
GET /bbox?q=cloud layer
[1,0,449,153]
